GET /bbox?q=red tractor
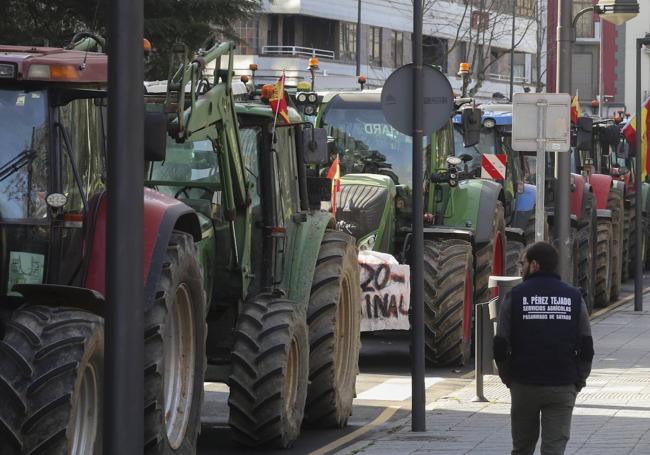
[0,38,205,454]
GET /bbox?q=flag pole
[270,70,285,148]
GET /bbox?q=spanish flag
[622,97,650,180]
[326,154,341,218]
[270,73,290,124]
[570,93,581,124]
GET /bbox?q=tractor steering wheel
[174,185,215,200]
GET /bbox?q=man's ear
[530,260,540,273]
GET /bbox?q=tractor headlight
[358,233,376,251]
[296,92,308,104]
[0,63,16,79]
[483,118,496,128]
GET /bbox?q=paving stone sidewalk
[337,300,650,455]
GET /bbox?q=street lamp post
[635,33,650,311]
[509,0,516,102]
[356,0,361,76]
[556,0,639,281]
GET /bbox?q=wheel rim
[164,283,196,450]
[335,274,354,387]
[284,336,301,420]
[71,361,99,455]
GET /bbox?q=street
[198,331,473,454]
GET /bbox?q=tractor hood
[0,45,107,83]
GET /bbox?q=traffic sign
[381,64,454,136]
[511,93,571,152]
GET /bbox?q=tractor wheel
[228,295,309,448]
[506,239,525,277]
[144,231,206,454]
[575,223,594,314]
[626,197,636,279]
[423,239,474,366]
[594,220,613,308]
[608,189,624,301]
[0,305,104,455]
[474,202,506,305]
[304,230,361,428]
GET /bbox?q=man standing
[494,242,594,455]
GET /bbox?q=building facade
[546,0,631,117]
[230,0,543,102]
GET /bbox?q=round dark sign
[381,64,454,136]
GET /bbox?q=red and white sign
[481,154,507,180]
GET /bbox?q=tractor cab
[0,45,107,297]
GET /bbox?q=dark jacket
[493,272,593,389]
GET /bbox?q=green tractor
[0,39,360,454]
[316,90,505,366]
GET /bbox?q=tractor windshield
[452,125,500,174]
[320,102,424,189]
[0,88,48,220]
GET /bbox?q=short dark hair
[525,241,558,273]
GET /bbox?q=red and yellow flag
[270,73,290,124]
[622,97,650,180]
[570,94,581,124]
[326,154,341,218]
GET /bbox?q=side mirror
[603,124,621,153]
[460,107,481,147]
[144,110,167,162]
[576,116,593,151]
[302,127,328,165]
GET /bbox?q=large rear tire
[228,296,309,448]
[144,231,206,454]
[506,239,525,277]
[595,220,613,308]
[608,189,624,300]
[575,224,594,314]
[304,231,361,428]
[474,202,506,305]
[0,306,103,455]
[423,239,474,366]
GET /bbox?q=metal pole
[509,0,516,101]
[356,0,361,76]
[411,0,426,432]
[555,0,572,280]
[598,21,604,118]
[105,0,145,452]
[473,304,486,402]
[536,100,547,242]
[635,38,643,311]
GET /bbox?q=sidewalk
[336,298,650,455]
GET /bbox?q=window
[338,22,356,62]
[513,52,526,80]
[393,31,404,67]
[233,20,259,55]
[59,98,106,214]
[368,26,382,66]
[423,36,447,72]
[574,0,595,38]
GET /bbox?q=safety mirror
[576,116,593,151]
[144,110,167,162]
[302,127,328,165]
[461,107,481,147]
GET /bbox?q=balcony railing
[261,45,335,60]
[487,72,527,83]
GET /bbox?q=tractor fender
[570,173,585,220]
[85,188,201,308]
[10,284,105,316]
[287,210,333,309]
[589,174,613,210]
[473,180,503,244]
[422,226,474,242]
